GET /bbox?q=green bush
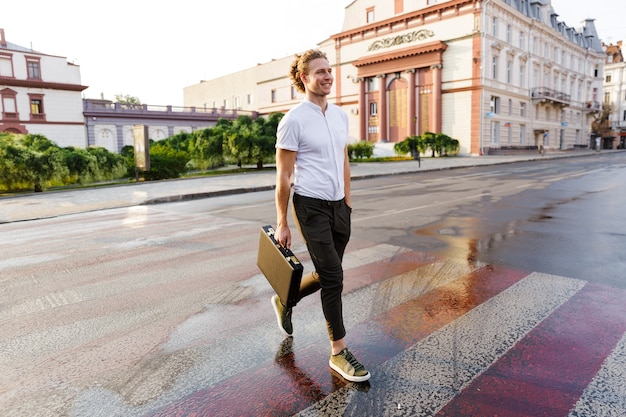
[348,141,375,160]
[0,133,127,192]
[395,133,459,158]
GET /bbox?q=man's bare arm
[275,148,297,248]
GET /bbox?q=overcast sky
[2,0,623,107]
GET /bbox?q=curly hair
[289,49,329,93]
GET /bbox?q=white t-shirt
[276,99,348,201]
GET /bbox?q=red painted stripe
[436,283,626,417]
[147,264,528,417]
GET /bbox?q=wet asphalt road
[1,152,625,416]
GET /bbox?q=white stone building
[184,0,605,156]
[0,28,87,148]
[603,41,626,148]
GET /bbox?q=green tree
[422,132,439,157]
[437,133,459,156]
[84,147,126,180]
[63,147,99,184]
[1,133,127,191]
[0,134,67,191]
[395,133,458,158]
[189,128,225,170]
[142,145,188,180]
[394,135,423,158]
[226,115,276,169]
[114,94,142,109]
[0,134,31,190]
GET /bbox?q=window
[0,54,13,77]
[520,102,526,117]
[234,96,240,109]
[31,99,42,114]
[519,65,525,87]
[223,99,229,108]
[623,110,626,121]
[520,124,526,145]
[604,91,611,103]
[28,94,45,121]
[491,96,500,114]
[26,57,41,80]
[594,66,599,78]
[519,32,525,49]
[247,94,253,105]
[366,7,375,23]
[606,74,612,83]
[491,121,500,144]
[507,60,512,83]
[2,96,17,114]
[271,89,276,103]
[508,99,512,115]
[554,47,559,64]
[546,107,551,121]
[370,102,378,115]
[578,81,583,101]
[492,56,499,80]
[291,86,297,100]
[506,25,512,43]
[492,17,498,37]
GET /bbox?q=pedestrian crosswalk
[142,241,626,417]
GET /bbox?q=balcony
[82,100,257,121]
[531,87,571,106]
[584,101,602,112]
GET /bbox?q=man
[272,49,370,383]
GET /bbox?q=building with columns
[184,0,605,156]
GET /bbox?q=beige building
[184,0,605,155]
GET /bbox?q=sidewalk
[0,150,598,224]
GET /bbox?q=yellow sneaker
[329,348,370,382]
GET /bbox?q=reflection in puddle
[122,206,150,228]
[415,217,522,268]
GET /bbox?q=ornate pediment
[368,29,435,52]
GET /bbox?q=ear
[300,71,308,84]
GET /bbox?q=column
[379,74,388,141]
[359,78,366,141]
[407,69,417,137]
[431,64,443,133]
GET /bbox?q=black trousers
[293,193,351,341]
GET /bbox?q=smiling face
[301,57,333,100]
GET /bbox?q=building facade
[1,28,250,153]
[184,0,605,156]
[84,99,257,153]
[603,41,626,148]
[0,28,87,148]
